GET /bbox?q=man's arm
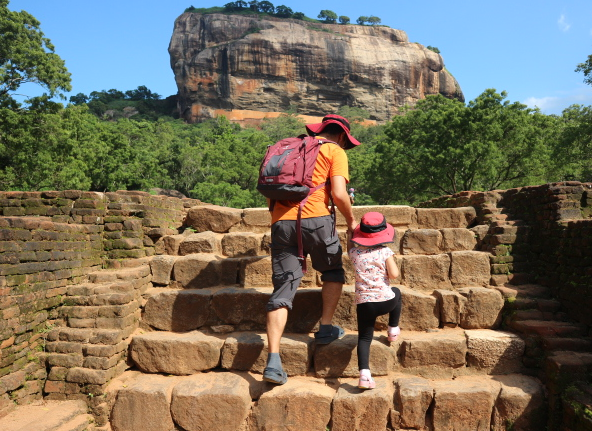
[331,175,358,232]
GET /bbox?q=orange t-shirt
[271,140,349,223]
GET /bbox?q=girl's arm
[385,255,400,281]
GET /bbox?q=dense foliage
[3,1,592,209]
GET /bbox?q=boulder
[249,377,335,431]
[491,374,547,431]
[433,289,466,327]
[149,255,177,285]
[170,373,251,431]
[450,251,491,287]
[241,208,271,231]
[459,287,504,329]
[440,228,477,252]
[331,378,393,431]
[179,231,222,255]
[221,332,313,376]
[185,205,242,233]
[221,232,264,257]
[394,376,433,430]
[385,286,439,331]
[431,376,500,431]
[416,207,476,229]
[401,229,442,255]
[173,254,239,288]
[142,289,212,332]
[399,254,452,290]
[130,331,224,375]
[111,374,179,431]
[466,330,525,374]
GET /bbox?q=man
[264,114,360,385]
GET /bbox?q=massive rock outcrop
[169,13,464,123]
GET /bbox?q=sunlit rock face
[169,13,464,123]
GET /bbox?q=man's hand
[331,175,357,232]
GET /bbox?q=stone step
[129,327,525,379]
[88,264,151,283]
[508,320,588,338]
[140,285,505,334]
[495,283,552,300]
[105,369,546,431]
[0,400,89,431]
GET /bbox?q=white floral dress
[348,246,395,304]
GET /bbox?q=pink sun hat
[351,212,395,247]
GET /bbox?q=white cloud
[524,87,592,115]
[558,14,571,32]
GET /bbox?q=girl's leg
[388,287,402,327]
[356,303,379,371]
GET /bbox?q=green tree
[318,10,337,24]
[292,11,305,20]
[368,90,554,204]
[575,54,592,86]
[274,5,293,18]
[426,46,441,54]
[248,0,259,11]
[0,0,71,107]
[367,16,381,25]
[339,16,350,25]
[356,16,368,25]
[258,1,275,14]
[554,104,592,181]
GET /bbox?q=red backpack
[257,135,335,271]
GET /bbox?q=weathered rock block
[222,232,264,257]
[185,205,243,233]
[111,374,179,431]
[336,205,417,228]
[466,330,525,374]
[440,228,477,252]
[491,374,547,431]
[401,229,442,255]
[399,254,452,290]
[142,289,212,332]
[239,256,272,287]
[173,254,239,288]
[149,255,177,285]
[388,286,439,331]
[416,207,476,229]
[211,287,269,330]
[249,378,335,431]
[221,332,313,376]
[394,376,433,430]
[179,231,222,255]
[171,373,251,431]
[433,289,466,327]
[431,376,500,431]
[331,378,393,431]
[450,251,491,287]
[162,234,185,256]
[130,331,224,375]
[459,287,504,329]
[395,329,467,376]
[240,208,271,231]
[314,334,394,378]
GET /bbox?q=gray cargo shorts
[267,215,345,311]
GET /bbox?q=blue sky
[8,0,592,115]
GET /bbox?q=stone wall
[0,190,200,411]
[420,181,592,330]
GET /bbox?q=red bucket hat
[351,212,395,247]
[305,114,361,150]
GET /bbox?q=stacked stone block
[0,216,103,413]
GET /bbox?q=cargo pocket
[323,235,342,267]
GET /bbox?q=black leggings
[356,287,402,370]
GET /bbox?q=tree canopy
[0,0,71,107]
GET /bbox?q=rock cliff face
[169,13,464,123]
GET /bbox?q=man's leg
[320,281,343,325]
[267,306,288,353]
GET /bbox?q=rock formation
[168,13,464,123]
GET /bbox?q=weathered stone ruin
[0,183,591,430]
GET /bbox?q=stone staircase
[101,205,555,431]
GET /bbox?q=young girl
[347,212,402,390]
